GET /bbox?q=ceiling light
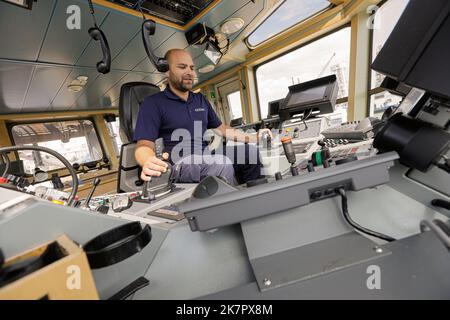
[77,75,89,82]
[220,18,245,35]
[198,64,215,74]
[68,84,83,93]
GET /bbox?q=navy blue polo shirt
[133,86,222,158]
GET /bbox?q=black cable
[0,146,78,207]
[337,188,395,242]
[299,109,313,132]
[431,199,450,211]
[87,0,99,27]
[136,0,147,20]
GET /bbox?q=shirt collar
[164,86,193,103]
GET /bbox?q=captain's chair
[117,82,160,193]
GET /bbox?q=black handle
[84,177,101,208]
[142,19,169,73]
[89,27,111,74]
[108,277,150,300]
[83,222,152,269]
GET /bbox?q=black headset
[142,19,169,73]
[87,0,111,74]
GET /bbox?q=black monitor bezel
[279,74,337,119]
[267,98,284,118]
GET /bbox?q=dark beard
[170,75,192,92]
[174,80,190,92]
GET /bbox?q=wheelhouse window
[247,0,331,47]
[369,0,410,117]
[11,119,104,174]
[227,91,243,120]
[256,26,351,123]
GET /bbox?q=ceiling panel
[130,28,183,73]
[0,0,264,114]
[198,60,238,83]
[141,74,166,86]
[0,1,56,61]
[113,24,175,72]
[0,61,35,114]
[38,0,108,65]
[75,11,142,68]
[153,31,190,58]
[99,72,149,108]
[201,0,263,30]
[71,70,128,109]
[50,68,101,111]
[21,65,73,113]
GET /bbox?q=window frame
[104,116,123,159]
[7,117,107,175]
[245,0,333,49]
[253,23,351,121]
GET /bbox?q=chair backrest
[117,82,160,193]
[119,82,160,143]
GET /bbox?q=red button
[0,177,7,183]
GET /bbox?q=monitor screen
[286,85,327,106]
[278,74,338,120]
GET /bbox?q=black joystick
[275,172,282,181]
[261,131,271,150]
[84,177,101,209]
[282,137,298,176]
[141,138,172,201]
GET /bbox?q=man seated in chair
[134,49,272,185]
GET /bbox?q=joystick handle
[84,177,101,208]
[281,137,296,165]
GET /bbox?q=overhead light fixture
[204,41,223,65]
[67,84,83,93]
[220,17,245,35]
[77,75,89,83]
[1,0,34,10]
[198,64,215,74]
[67,76,88,92]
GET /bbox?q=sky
[248,0,331,46]
[256,27,351,118]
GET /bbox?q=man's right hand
[140,153,170,181]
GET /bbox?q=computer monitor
[278,74,338,121]
[267,98,284,118]
[372,0,450,99]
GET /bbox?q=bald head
[164,49,196,92]
[164,49,192,66]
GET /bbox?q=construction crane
[318,52,336,77]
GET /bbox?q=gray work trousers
[171,154,237,185]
